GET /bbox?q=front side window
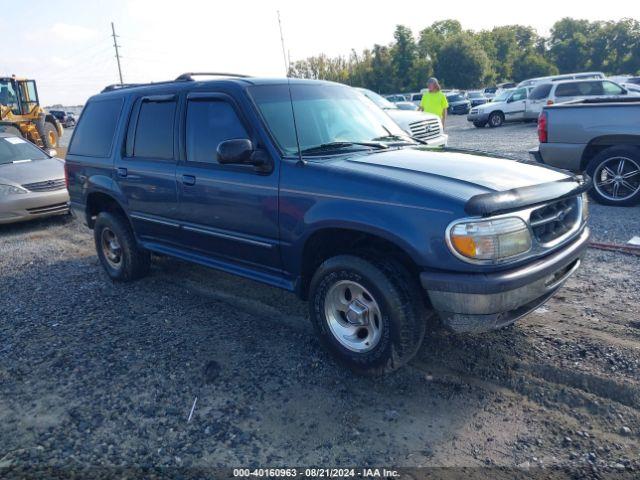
[0,79,19,114]
[510,88,528,102]
[132,100,176,159]
[602,81,624,95]
[69,98,123,157]
[186,99,249,164]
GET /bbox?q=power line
[111,22,123,85]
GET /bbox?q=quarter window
[186,99,249,164]
[68,98,123,157]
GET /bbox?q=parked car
[518,72,605,88]
[49,109,76,128]
[467,91,489,107]
[623,83,640,94]
[384,94,407,103]
[66,75,590,374]
[0,133,69,224]
[446,92,471,114]
[66,112,77,126]
[530,97,640,206]
[467,87,534,127]
[356,88,447,146]
[408,92,423,106]
[483,87,498,99]
[524,79,633,120]
[394,101,418,111]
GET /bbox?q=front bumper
[420,227,589,333]
[466,111,490,123]
[0,189,69,224]
[422,133,448,148]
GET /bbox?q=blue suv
[65,73,590,374]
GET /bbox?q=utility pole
[277,11,288,76]
[111,22,123,85]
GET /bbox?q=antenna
[111,22,124,85]
[277,11,289,76]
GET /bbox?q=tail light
[538,111,548,143]
[546,100,554,105]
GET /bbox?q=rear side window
[69,98,123,157]
[529,84,552,100]
[132,99,176,159]
[186,100,249,164]
[556,81,603,97]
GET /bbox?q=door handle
[116,167,127,177]
[181,174,196,186]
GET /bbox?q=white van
[524,78,633,120]
[517,72,605,88]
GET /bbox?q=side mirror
[217,139,254,165]
[48,148,58,157]
[217,139,272,172]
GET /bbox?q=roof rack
[101,83,144,93]
[175,72,252,81]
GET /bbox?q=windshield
[468,92,483,98]
[447,94,466,102]
[0,136,48,164]
[491,89,514,102]
[249,84,411,156]
[357,88,397,110]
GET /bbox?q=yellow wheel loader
[0,75,63,149]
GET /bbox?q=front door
[504,88,528,122]
[114,94,180,244]
[175,92,280,271]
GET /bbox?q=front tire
[309,255,427,375]
[42,121,59,148]
[586,146,640,206]
[488,111,504,128]
[94,212,150,281]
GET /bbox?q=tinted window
[69,99,123,157]
[602,81,624,95]
[186,100,249,164]
[529,84,553,100]
[133,100,175,159]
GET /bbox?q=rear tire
[488,112,504,128]
[42,121,59,148]
[94,212,150,281]
[473,121,486,128]
[309,255,427,375]
[586,146,640,206]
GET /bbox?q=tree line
[288,18,640,92]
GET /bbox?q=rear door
[174,91,280,270]
[114,93,180,243]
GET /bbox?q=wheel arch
[85,190,130,229]
[580,135,640,171]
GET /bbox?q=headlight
[447,217,532,263]
[0,184,28,196]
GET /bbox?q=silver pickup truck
[530,97,640,206]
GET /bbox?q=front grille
[408,118,441,140]
[529,197,581,245]
[26,202,69,215]
[22,178,66,192]
[470,108,478,114]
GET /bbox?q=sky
[1,0,638,105]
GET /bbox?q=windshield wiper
[299,141,388,155]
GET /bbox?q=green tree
[435,33,490,88]
[417,20,462,64]
[549,18,591,73]
[512,53,558,81]
[391,25,417,91]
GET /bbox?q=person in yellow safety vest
[419,77,448,128]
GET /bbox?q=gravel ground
[1,115,639,477]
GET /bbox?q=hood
[476,100,506,111]
[385,108,439,126]
[341,148,568,192]
[449,100,470,106]
[0,157,65,186]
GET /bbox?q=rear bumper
[420,227,589,333]
[0,189,69,224]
